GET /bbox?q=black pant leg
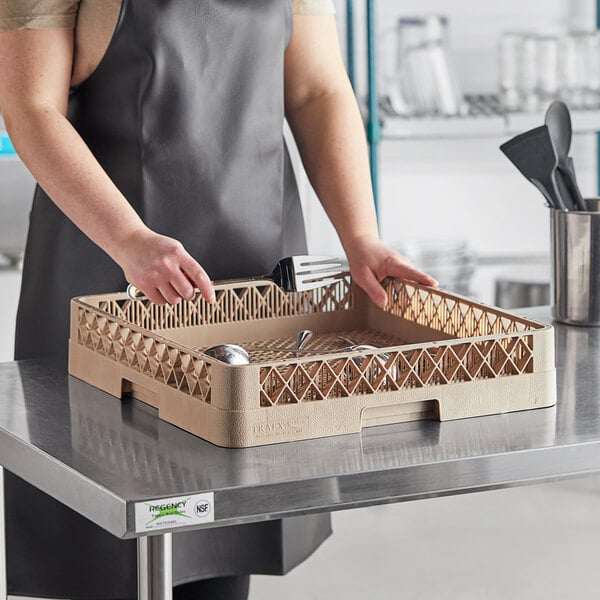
[174,576,251,600]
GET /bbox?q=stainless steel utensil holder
[551,198,600,325]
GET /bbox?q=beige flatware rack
[69,275,556,447]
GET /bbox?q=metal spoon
[545,101,586,211]
[295,330,314,357]
[342,344,390,366]
[203,344,250,365]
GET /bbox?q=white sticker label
[135,492,215,533]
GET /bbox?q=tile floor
[249,476,600,599]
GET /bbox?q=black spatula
[500,125,566,210]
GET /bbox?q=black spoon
[545,101,587,211]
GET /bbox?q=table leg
[138,533,173,600]
[0,467,6,600]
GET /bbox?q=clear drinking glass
[583,32,600,108]
[390,16,465,117]
[396,17,439,115]
[499,32,525,111]
[536,35,560,106]
[499,32,541,112]
[559,33,589,109]
[520,34,540,112]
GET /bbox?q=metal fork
[126,255,343,300]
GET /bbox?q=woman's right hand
[115,229,215,305]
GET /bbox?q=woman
[0,0,436,598]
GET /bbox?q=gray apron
[9,0,331,596]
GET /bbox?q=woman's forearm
[286,85,379,252]
[4,105,148,262]
[6,105,215,303]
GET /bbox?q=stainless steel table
[0,306,598,599]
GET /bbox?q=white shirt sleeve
[292,0,336,15]
[0,0,78,32]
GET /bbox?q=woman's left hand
[345,236,438,309]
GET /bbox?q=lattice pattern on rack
[386,280,540,338]
[219,329,404,363]
[94,276,353,331]
[76,306,212,402]
[258,335,535,407]
[255,280,539,406]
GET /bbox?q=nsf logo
[194,499,212,519]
